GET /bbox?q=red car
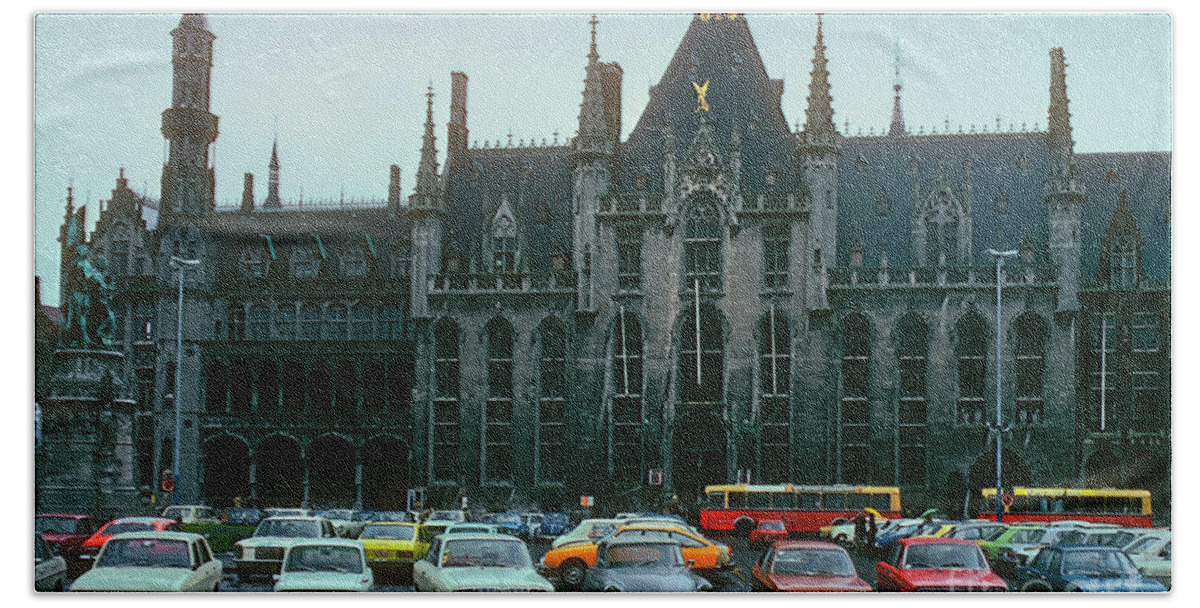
[77,517,184,570]
[748,520,789,549]
[36,513,103,575]
[876,537,1007,592]
[752,540,871,592]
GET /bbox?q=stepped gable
[837,131,1052,268]
[1075,151,1171,283]
[444,144,574,273]
[619,14,801,196]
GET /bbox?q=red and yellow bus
[978,487,1152,528]
[701,484,902,536]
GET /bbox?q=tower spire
[889,40,906,137]
[160,12,218,221]
[588,14,599,64]
[800,14,839,147]
[1043,47,1086,312]
[264,137,281,208]
[1047,47,1079,180]
[412,83,441,208]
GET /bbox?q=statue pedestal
[37,349,139,516]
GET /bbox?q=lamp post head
[985,249,1018,258]
[169,256,200,268]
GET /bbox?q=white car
[551,518,621,549]
[274,538,373,592]
[35,534,68,592]
[413,533,554,592]
[1123,529,1171,589]
[234,516,338,581]
[161,505,222,525]
[69,531,222,592]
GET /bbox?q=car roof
[110,517,175,524]
[770,540,848,551]
[261,516,325,522]
[37,513,92,519]
[899,536,979,546]
[284,538,364,549]
[600,536,683,547]
[107,531,201,542]
[1049,545,1124,552]
[365,521,417,527]
[440,533,524,542]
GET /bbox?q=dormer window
[241,247,268,278]
[291,247,320,279]
[493,236,516,273]
[1111,236,1137,288]
[341,246,368,277]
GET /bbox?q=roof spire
[800,13,839,148]
[1047,47,1078,179]
[888,40,906,137]
[588,14,599,64]
[264,137,281,208]
[414,83,441,203]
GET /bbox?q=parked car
[1011,545,1166,592]
[938,521,1007,543]
[77,517,183,571]
[370,510,415,523]
[1056,527,1141,548]
[751,540,870,592]
[979,524,1045,562]
[875,537,1007,592]
[551,518,620,549]
[582,538,712,592]
[485,513,530,538]
[233,516,337,581]
[539,512,571,537]
[35,533,68,592]
[412,533,554,592]
[273,538,373,592]
[873,518,942,551]
[819,516,890,546]
[425,510,467,524]
[996,523,1101,568]
[749,520,789,550]
[357,522,429,573]
[161,505,222,525]
[69,531,223,592]
[444,523,501,536]
[317,509,368,538]
[540,523,730,590]
[36,513,102,574]
[263,507,314,518]
[523,513,545,538]
[1122,529,1170,589]
[224,507,266,526]
[417,521,453,546]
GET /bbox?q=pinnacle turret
[264,138,281,208]
[799,14,840,149]
[888,42,906,137]
[412,84,442,209]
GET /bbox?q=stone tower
[408,85,444,320]
[1044,47,1086,311]
[158,13,218,222]
[797,15,841,311]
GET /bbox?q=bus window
[1061,496,1081,513]
[748,491,772,509]
[1081,497,1106,513]
[796,492,820,510]
[706,492,726,509]
[871,493,890,511]
[773,493,796,509]
[846,493,870,510]
[822,493,846,510]
[727,491,747,509]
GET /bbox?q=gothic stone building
[54,13,1170,516]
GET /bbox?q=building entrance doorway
[671,406,727,508]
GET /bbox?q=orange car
[539,523,731,590]
[76,517,184,571]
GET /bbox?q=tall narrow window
[896,314,927,486]
[616,226,642,292]
[758,308,791,483]
[281,361,305,412]
[335,359,357,415]
[1111,237,1137,288]
[763,225,790,290]
[391,242,412,278]
[341,247,368,277]
[611,311,643,483]
[433,319,460,481]
[493,236,517,274]
[362,359,385,414]
[684,197,722,291]
[275,303,296,340]
[1089,312,1115,432]
[840,313,870,483]
[956,313,987,424]
[1132,312,1160,352]
[486,318,514,483]
[538,318,567,483]
[679,304,724,403]
[227,304,245,342]
[248,303,271,340]
[1015,313,1046,425]
[134,302,155,342]
[292,247,320,278]
[110,240,129,276]
[327,303,349,340]
[1131,371,1161,432]
[230,359,252,413]
[241,247,268,278]
[299,304,321,341]
[351,303,375,340]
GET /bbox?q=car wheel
[560,559,588,590]
[1021,580,1052,592]
[733,517,756,538]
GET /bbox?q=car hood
[438,567,553,591]
[586,567,708,592]
[275,571,371,592]
[769,573,871,592]
[71,567,193,591]
[238,537,303,547]
[1064,574,1167,592]
[899,568,1006,589]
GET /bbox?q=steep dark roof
[1075,151,1171,283]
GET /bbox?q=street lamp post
[170,255,200,506]
[985,249,1017,523]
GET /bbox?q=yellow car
[357,522,428,572]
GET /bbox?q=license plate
[372,550,389,558]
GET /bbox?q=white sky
[32,10,1171,299]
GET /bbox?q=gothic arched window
[956,313,988,425]
[538,318,567,483]
[341,247,368,277]
[758,308,791,483]
[326,303,348,340]
[291,247,320,278]
[1111,236,1138,288]
[840,313,870,482]
[1015,313,1046,424]
[247,303,270,340]
[611,310,643,483]
[684,196,722,291]
[241,247,269,278]
[432,318,460,481]
[896,313,928,485]
[485,318,515,483]
[680,304,724,403]
[923,189,961,266]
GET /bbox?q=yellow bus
[702,484,901,535]
[979,487,1152,527]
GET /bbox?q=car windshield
[606,543,682,568]
[162,508,185,518]
[441,539,531,568]
[1062,550,1137,577]
[255,519,320,538]
[1123,536,1160,555]
[228,509,259,519]
[545,513,569,525]
[284,545,363,574]
[360,525,415,540]
[760,521,786,531]
[1010,529,1045,544]
[374,511,412,522]
[903,543,987,570]
[983,527,1009,542]
[492,514,522,525]
[320,510,354,520]
[104,522,155,535]
[36,517,78,534]
[429,511,460,521]
[95,538,191,569]
[448,525,492,534]
[772,548,856,576]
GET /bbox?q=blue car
[1011,545,1167,592]
[224,507,265,526]
[539,512,571,537]
[484,513,529,538]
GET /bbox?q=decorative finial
[588,14,599,62]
